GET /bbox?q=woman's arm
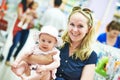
[24,52,57,65]
[80,64,95,80]
[17,4,23,20]
[36,51,60,72]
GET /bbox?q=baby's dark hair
[106,20,120,32]
[21,0,33,12]
[28,1,35,8]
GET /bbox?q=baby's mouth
[42,46,48,49]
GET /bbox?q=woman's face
[108,29,120,38]
[68,12,89,43]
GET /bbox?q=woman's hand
[25,51,57,65]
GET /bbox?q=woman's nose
[73,27,78,31]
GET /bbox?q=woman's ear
[86,26,92,34]
[88,26,92,31]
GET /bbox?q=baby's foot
[12,65,25,76]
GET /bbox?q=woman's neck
[70,41,81,49]
[69,41,81,56]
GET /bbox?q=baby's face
[32,2,38,10]
[39,33,57,52]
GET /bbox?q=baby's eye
[48,41,52,43]
[42,39,45,42]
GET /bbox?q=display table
[94,42,120,80]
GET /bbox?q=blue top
[55,43,97,80]
[97,33,120,48]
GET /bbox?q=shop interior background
[0,0,120,80]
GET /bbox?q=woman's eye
[78,25,84,28]
[70,23,74,27]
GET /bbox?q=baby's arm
[25,8,31,15]
[32,11,39,19]
[36,50,60,72]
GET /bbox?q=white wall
[88,0,117,36]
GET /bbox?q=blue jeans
[13,30,29,57]
[6,30,29,61]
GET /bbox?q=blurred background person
[18,1,38,29]
[97,20,120,49]
[40,0,67,36]
[5,0,35,66]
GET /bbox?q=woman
[55,6,97,80]
[12,6,97,80]
[5,0,34,66]
[97,20,120,48]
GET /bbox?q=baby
[12,26,60,80]
[18,1,39,29]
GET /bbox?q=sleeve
[18,3,23,10]
[97,34,103,42]
[97,33,106,43]
[17,3,24,18]
[86,51,98,64]
[118,36,120,48]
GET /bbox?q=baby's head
[30,1,38,10]
[38,26,59,52]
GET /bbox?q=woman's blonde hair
[62,6,96,61]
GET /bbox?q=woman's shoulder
[117,35,120,45]
[18,3,23,8]
[98,33,106,37]
[118,35,120,39]
[91,51,97,57]
[59,42,69,49]
[86,51,98,64]
[97,33,106,41]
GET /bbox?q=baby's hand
[11,62,23,76]
[36,65,47,72]
[11,61,19,68]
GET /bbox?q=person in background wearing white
[40,0,67,36]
